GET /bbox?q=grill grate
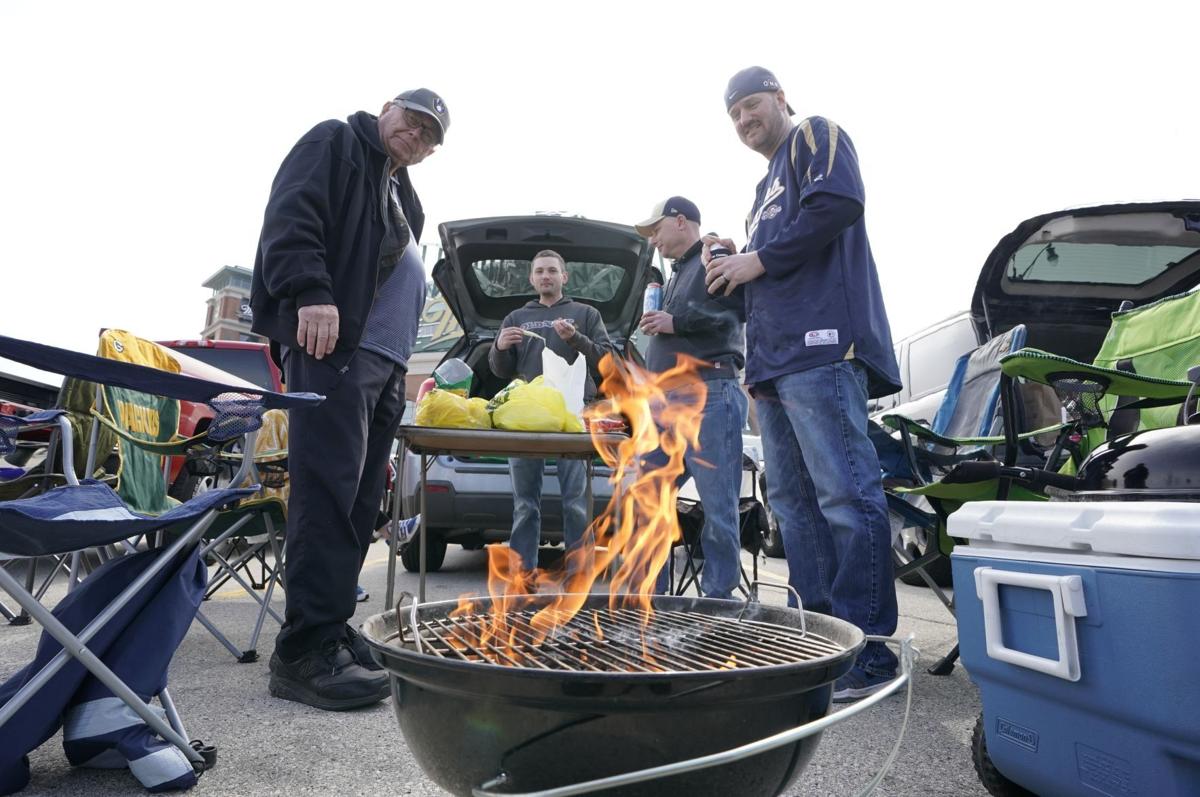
[409,607,845,673]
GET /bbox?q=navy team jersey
[743,116,901,399]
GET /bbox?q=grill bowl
[362,593,864,797]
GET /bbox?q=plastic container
[951,500,1200,796]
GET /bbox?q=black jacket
[251,111,425,370]
[644,241,745,377]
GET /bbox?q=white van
[870,311,979,427]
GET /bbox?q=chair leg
[193,514,286,662]
[246,539,285,660]
[674,542,703,596]
[928,643,960,676]
[192,609,249,661]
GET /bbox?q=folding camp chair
[0,371,123,626]
[0,333,320,793]
[893,292,1200,674]
[667,451,766,598]
[84,331,293,663]
[877,325,1070,674]
[1000,289,1200,465]
[187,409,289,662]
[880,326,1068,588]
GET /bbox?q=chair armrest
[880,413,994,449]
[883,409,1069,452]
[1001,348,1193,400]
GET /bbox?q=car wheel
[972,714,1035,796]
[890,510,953,588]
[757,474,785,559]
[400,529,448,573]
[170,468,226,501]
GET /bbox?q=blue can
[643,282,663,313]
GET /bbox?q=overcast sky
[3,0,1198,386]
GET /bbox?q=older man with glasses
[251,88,449,710]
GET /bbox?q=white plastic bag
[541,348,586,416]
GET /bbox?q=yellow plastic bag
[562,413,584,433]
[486,377,528,414]
[466,397,492,429]
[415,389,492,429]
[492,381,569,432]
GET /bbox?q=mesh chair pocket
[1048,373,1108,427]
[208,393,266,442]
[0,415,18,456]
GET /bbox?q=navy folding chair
[0,335,320,793]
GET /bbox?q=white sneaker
[394,515,421,546]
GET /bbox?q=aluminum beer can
[708,243,732,260]
[643,282,663,313]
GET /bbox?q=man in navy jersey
[252,88,448,710]
[704,67,903,701]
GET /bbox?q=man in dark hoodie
[488,250,613,573]
[250,88,449,710]
[634,197,748,599]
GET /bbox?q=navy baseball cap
[634,196,701,236]
[393,88,450,144]
[724,66,795,115]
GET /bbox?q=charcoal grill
[362,588,914,797]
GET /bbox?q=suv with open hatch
[394,215,777,571]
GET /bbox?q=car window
[414,282,462,354]
[1008,242,1200,286]
[471,259,626,302]
[906,317,977,398]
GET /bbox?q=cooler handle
[974,567,1087,682]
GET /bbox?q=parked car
[393,215,652,571]
[887,199,1200,586]
[395,214,779,571]
[156,339,284,497]
[870,310,978,427]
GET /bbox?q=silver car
[395,215,655,572]
[395,214,782,572]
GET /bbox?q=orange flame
[450,353,709,659]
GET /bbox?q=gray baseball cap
[393,88,450,144]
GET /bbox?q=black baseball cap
[393,88,450,144]
[724,66,795,115]
[634,196,701,236]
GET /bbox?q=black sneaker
[268,640,388,710]
[345,624,383,671]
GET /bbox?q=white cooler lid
[948,500,1200,561]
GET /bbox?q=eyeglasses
[401,108,440,148]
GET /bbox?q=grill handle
[472,634,918,797]
[395,591,424,655]
[738,580,806,635]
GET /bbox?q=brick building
[200,265,262,342]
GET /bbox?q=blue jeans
[756,361,898,675]
[646,378,749,600]
[508,457,589,572]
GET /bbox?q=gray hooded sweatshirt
[488,297,614,400]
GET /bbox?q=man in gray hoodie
[488,249,614,572]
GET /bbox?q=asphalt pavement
[1,543,990,796]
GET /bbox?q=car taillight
[425,484,451,494]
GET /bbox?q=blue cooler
[952,500,1200,796]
